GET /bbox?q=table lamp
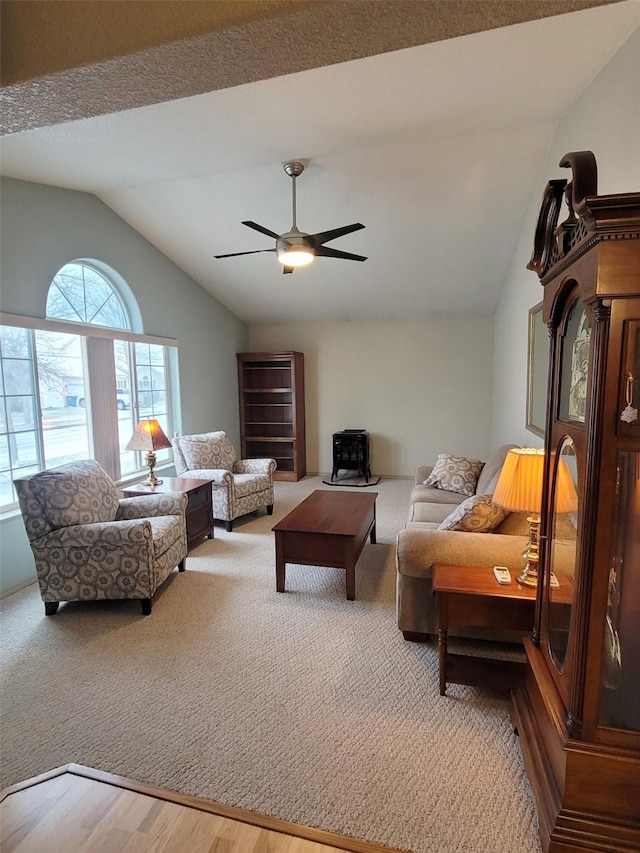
[493,447,577,587]
[125,418,172,486]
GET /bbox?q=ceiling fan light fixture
[277,247,314,267]
[215,160,367,269]
[276,230,314,267]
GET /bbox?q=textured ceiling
[1,0,620,134]
[1,1,638,326]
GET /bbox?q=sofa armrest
[234,458,277,475]
[414,465,433,486]
[117,493,188,519]
[396,528,530,579]
[396,528,577,579]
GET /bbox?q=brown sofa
[396,445,576,641]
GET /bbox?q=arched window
[0,263,176,511]
[46,262,130,329]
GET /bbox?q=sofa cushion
[410,484,465,506]
[476,444,518,495]
[409,499,462,525]
[438,494,508,533]
[424,454,484,497]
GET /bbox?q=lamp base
[516,514,540,587]
[142,451,161,487]
[516,564,539,587]
[142,474,163,487]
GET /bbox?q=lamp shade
[493,447,577,515]
[493,448,545,514]
[125,419,172,452]
[553,454,579,515]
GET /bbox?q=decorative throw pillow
[438,494,509,532]
[424,454,484,497]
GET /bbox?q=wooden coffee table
[272,490,377,600]
[432,564,573,695]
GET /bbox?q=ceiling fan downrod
[283,160,305,231]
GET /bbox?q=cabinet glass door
[598,451,640,732]
[559,299,591,424]
[547,437,579,673]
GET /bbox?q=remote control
[493,566,512,585]
[550,572,560,588]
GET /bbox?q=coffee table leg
[438,628,448,696]
[346,564,355,601]
[275,532,286,593]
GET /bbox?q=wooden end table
[432,564,573,695]
[122,477,214,551]
[272,490,377,600]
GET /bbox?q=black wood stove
[331,430,371,482]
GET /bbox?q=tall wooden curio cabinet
[237,352,306,481]
[513,151,640,853]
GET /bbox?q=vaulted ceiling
[2,1,639,324]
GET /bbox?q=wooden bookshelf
[237,352,306,481]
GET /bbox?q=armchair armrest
[31,519,154,552]
[181,468,233,487]
[117,493,188,520]
[234,458,277,475]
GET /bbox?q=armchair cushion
[179,431,235,470]
[27,459,120,533]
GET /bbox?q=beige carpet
[0,476,540,853]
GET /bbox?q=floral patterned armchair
[14,459,188,616]
[172,431,276,532]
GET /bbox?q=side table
[432,564,572,695]
[122,477,214,551]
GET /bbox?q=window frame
[0,312,179,513]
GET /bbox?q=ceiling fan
[214,161,367,274]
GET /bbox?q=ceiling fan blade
[282,265,294,275]
[308,223,365,246]
[214,249,276,258]
[315,246,368,262]
[242,221,281,240]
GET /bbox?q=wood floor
[1,764,405,853]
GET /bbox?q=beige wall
[250,317,494,477]
[491,26,640,451]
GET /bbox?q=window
[47,262,128,329]
[115,340,171,477]
[0,327,40,507]
[0,261,178,512]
